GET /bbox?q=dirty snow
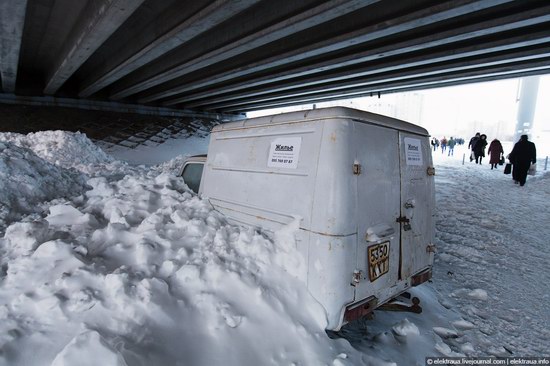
[0,131,549,366]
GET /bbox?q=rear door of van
[353,122,401,301]
[398,132,435,279]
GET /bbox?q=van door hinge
[426,244,437,253]
[353,163,361,175]
[350,270,362,286]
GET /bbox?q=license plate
[368,241,390,282]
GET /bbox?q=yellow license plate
[368,241,390,282]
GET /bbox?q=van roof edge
[213,106,428,136]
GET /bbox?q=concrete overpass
[2,0,550,115]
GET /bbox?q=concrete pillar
[514,76,539,142]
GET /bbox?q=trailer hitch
[377,292,422,314]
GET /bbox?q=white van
[181,107,435,331]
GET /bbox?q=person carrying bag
[508,135,537,186]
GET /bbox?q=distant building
[361,92,424,125]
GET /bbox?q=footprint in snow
[432,327,459,339]
[452,319,475,330]
[467,289,488,301]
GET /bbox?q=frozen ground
[0,132,548,366]
[428,146,550,356]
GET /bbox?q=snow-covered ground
[0,131,548,366]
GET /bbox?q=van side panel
[201,122,323,232]
[200,121,326,286]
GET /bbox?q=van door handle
[396,216,410,224]
[396,216,412,231]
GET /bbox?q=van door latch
[396,216,409,224]
[396,216,412,231]
[353,163,361,175]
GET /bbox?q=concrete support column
[514,76,539,142]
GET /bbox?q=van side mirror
[181,162,204,194]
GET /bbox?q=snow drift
[0,131,363,366]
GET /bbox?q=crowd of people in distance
[431,132,538,187]
[467,132,537,187]
[430,136,464,156]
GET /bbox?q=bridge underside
[1,0,550,115]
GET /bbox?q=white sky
[248,74,550,155]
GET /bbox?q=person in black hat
[508,135,537,186]
[468,132,481,162]
[472,134,488,164]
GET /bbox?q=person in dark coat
[431,137,439,152]
[508,135,537,186]
[440,137,447,153]
[468,132,480,162]
[472,134,487,164]
[487,138,504,170]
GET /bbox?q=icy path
[430,150,550,356]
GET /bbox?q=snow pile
[0,131,113,168]
[0,141,87,231]
[0,132,362,366]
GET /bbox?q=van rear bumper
[411,267,432,286]
[337,267,432,329]
[343,296,378,324]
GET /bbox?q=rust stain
[330,132,337,142]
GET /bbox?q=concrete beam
[221,64,550,113]
[181,30,550,109]
[0,92,242,120]
[109,0,378,100]
[0,0,28,93]
[158,6,550,106]
[43,0,145,95]
[203,50,550,111]
[78,0,261,98]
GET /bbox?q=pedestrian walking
[440,137,447,153]
[473,134,487,164]
[447,137,456,156]
[487,138,504,170]
[508,135,537,186]
[468,133,481,162]
[431,137,439,152]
